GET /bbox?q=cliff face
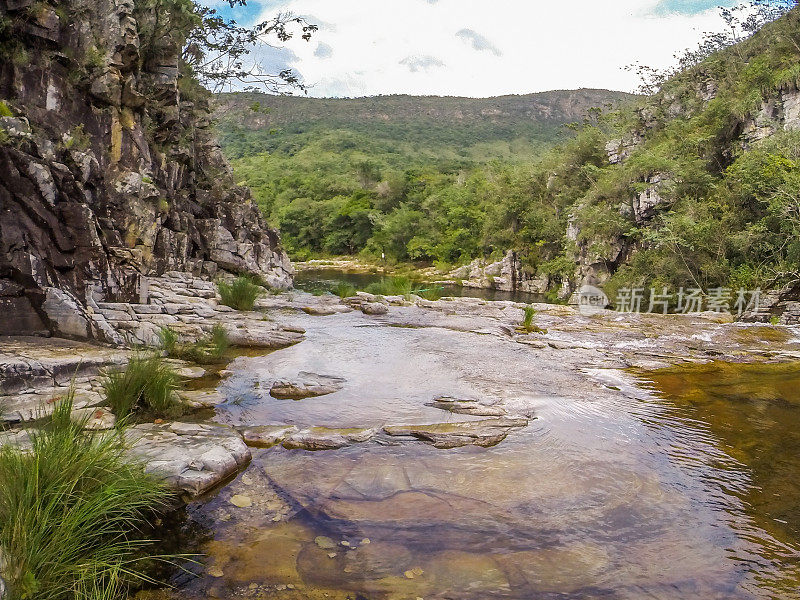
[0,0,293,342]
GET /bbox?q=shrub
[217,275,263,311]
[102,355,182,419]
[0,394,172,599]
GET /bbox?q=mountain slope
[214,89,635,159]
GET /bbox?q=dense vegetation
[220,91,629,270]
[221,5,800,299]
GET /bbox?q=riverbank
[3,274,800,598]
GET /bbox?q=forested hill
[214,89,635,159]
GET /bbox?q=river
[144,295,800,600]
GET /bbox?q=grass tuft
[217,275,264,311]
[365,276,414,296]
[101,354,182,420]
[521,305,547,334]
[0,392,172,599]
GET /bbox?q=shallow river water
[157,308,800,600]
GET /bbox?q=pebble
[315,536,337,549]
[328,552,337,559]
[207,566,224,578]
[229,494,252,508]
[240,474,253,485]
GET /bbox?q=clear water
[153,313,800,600]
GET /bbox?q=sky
[203,0,740,98]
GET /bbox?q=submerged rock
[270,372,346,399]
[428,396,507,417]
[283,427,376,451]
[383,418,528,448]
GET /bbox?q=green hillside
[213,90,633,262]
[215,89,634,160]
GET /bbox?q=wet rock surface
[270,372,346,399]
[5,289,800,597]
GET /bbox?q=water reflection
[634,361,800,598]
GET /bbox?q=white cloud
[251,0,737,97]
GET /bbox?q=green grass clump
[0,394,172,599]
[331,282,357,298]
[365,276,413,296]
[413,286,443,301]
[217,275,264,311]
[0,100,13,117]
[158,325,229,365]
[102,354,182,420]
[521,305,547,334]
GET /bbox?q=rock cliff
[0,0,293,342]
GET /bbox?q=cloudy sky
[205,0,739,98]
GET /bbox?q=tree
[627,0,798,94]
[136,0,317,94]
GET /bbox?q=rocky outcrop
[448,250,550,294]
[0,0,292,343]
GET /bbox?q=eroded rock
[125,422,250,496]
[239,425,299,448]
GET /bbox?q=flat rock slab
[239,425,299,448]
[1,387,104,424]
[283,427,376,451]
[383,418,529,449]
[71,406,116,430]
[428,396,507,417]
[222,322,304,349]
[124,422,251,497]
[180,389,226,409]
[270,372,346,399]
[0,336,127,394]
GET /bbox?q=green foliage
[101,355,182,420]
[0,393,171,600]
[61,124,91,152]
[0,100,13,117]
[217,275,263,311]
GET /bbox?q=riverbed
[141,293,800,600]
